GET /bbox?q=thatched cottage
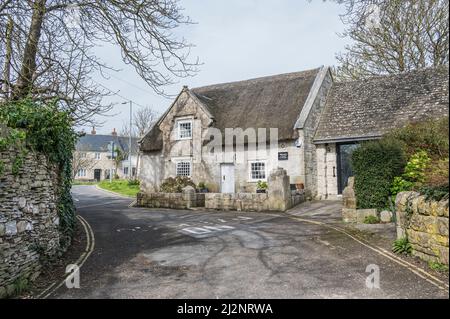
[139,66,449,199]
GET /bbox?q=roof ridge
[191,67,321,92]
[338,65,449,85]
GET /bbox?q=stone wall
[396,192,449,265]
[137,187,205,209]
[0,146,61,298]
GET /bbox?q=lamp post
[122,101,133,179]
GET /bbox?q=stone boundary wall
[396,192,449,265]
[137,188,205,209]
[205,193,269,211]
[0,146,61,298]
[137,168,304,212]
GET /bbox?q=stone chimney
[91,126,96,135]
[112,128,117,136]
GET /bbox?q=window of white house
[249,161,267,181]
[177,120,193,140]
[95,152,101,160]
[77,168,87,177]
[176,161,191,177]
[80,152,87,158]
[123,167,129,175]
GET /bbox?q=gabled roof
[140,68,321,152]
[76,134,140,153]
[314,66,449,144]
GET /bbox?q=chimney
[91,126,96,135]
[112,128,117,136]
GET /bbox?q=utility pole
[129,100,133,180]
[122,100,133,179]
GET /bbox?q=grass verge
[97,179,139,197]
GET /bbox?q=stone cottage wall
[0,146,61,298]
[396,192,449,265]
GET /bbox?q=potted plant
[256,180,268,193]
[197,181,209,193]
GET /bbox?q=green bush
[363,215,380,224]
[418,184,449,202]
[256,180,268,190]
[392,237,413,255]
[351,139,406,209]
[0,99,78,247]
[160,176,196,193]
[390,151,431,197]
[386,117,449,159]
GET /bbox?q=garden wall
[0,146,61,298]
[396,191,449,265]
[137,187,205,209]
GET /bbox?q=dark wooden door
[337,143,359,194]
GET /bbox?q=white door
[220,164,235,193]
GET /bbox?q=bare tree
[331,0,449,81]
[134,106,158,138]
[0,1,198,125]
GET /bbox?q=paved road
[49,186,448,299]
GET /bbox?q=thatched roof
[314,66,449,143]
[140,68,320,152]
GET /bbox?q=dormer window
[177,119,193,140]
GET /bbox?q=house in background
[138,66,449,199]
[74,128,140,182]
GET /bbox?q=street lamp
[122,101,133,179]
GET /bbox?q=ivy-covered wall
[0,143,61,298]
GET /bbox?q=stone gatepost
[268,168,291,211]
[182,186,196,209]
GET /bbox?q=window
[80,152,87,159]
[249,161,266,181]
[177,120,193,140]
[95,153,101,160]
[77,168,87,177]
[176,161,191,177]
[123,167,129,175]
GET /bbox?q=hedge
[351,139,406,209]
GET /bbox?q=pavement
[48,185,449,299]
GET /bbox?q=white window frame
[176,119,193,140]
[248,160,267,182]
[95,152,101,160]
[77,168,87,177]
[175,159,192,177]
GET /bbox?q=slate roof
[140,68,321,152]
[314,66,449,143]
[76,134,140,153]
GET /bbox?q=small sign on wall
[278,152,288,161]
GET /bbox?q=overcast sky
[81,0,350,135]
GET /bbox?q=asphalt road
[48,186,449,299]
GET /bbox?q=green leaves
[392,237,413,256]
[352,139,406,210]
[0,99,78,248]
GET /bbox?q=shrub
[392,237,412,255]
[160,176,196,193]
[423,158,449,188]
[128,179,140,186]
[418,184,449,202]
[351,139,406,209]
[386,117,449,159]
[256,180,268,190]
[390,151,432,197]
[428,261,449,272]
[363,215,380,224]
[197,181,206,189]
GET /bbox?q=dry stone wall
[0,146,61,298]
[396,192,449,265]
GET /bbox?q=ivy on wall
[0,99,79,247]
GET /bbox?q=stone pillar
[342,176,357,223]
[182,186,196,209]
[268,168,291,211]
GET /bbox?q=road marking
[37,215,95,299]
[290,216,449,292]
[180,225,235,236]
